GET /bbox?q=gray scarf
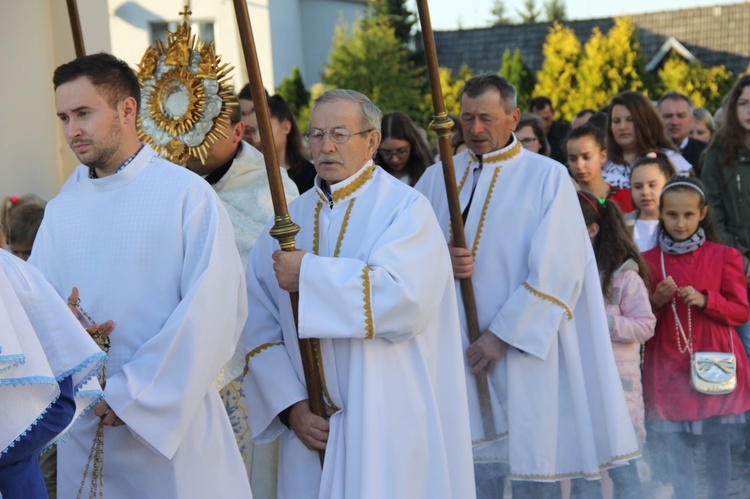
[659,227,706,255]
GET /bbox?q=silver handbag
[690,351,737,395]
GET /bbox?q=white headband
[661,181,705,201]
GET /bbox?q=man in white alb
[243,89,475,498]
[416,74,640,499]
[30,53,252,498]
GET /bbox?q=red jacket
[643,241,750,421]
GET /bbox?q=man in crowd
[416,74,639,499]
[185,95,298,499]
[529,96,570,163]
[658,91,707,174]
[30,53,251,497]
[243,89,475,498]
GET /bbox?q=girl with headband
[643,176,750,499]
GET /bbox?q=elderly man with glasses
[242,89,475,499]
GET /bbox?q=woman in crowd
[691,107,715,144]
[515,114,550,156]
[603,91,691,188]
[375,111,433,186]
[248,95,316,193]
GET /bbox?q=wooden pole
[65,0,86,58]
[232,0,327,466]
[415,0,497,440]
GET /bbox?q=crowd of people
[2,49,750,499]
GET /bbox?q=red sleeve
[701,245,750,326]
[608,187,634,213]
[643,248,667,319]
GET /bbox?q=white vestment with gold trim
[30,146,252,498]
[416,138,640,480]
[243,162,476,498]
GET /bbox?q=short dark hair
[460,73,517,113]
[574,109,596,119]
[517,114,550,156]
[53,52,140,112]
[657,91,693,110]
[227,94,241,123]
[529,96,553,113]
[238,83,269,102]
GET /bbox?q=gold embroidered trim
[457,162,472,193]
[471,432,509,445]
[312,201,323,255]
[243,342,284,376]
[523,282,573,320]
[313,339,340,411]
[468,140,522,165]
[509,449,642,481]
[333,199,355,257]
[361,266,374,340]
[315,189,328,205]
[471,166,502,257]
[308,198,357,410]
[332,164,375,203]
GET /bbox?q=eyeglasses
[519,137,539,146]
[378,145,411,159]
[303,128,374,144]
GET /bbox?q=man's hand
[448,243,474,279]
[66,287,115,339]
[94,400,125,427]
[651,278,678,310]
[679,285,707,309]
[272,250,307,292]
[466,330,508,375]
[289,400,334,451]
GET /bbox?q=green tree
[499,49,535,111]
[277,66,310,119]
[437,65,473,117]
[657,53,734,111]
[544,0,566,22]
[371,0,415,46]
[533,22,581,120]
[573,18,649,113]
[490,0,513,26]
[322,8,424,121]
[516,0,541,23]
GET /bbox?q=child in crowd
[0,194,46,261]
[627,153,675,252]
[572,192,654,499]
[643,177,750,499]
[567,124,633,213]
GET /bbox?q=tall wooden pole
[415,0,497,440]
[232,0,327,466]
[65,0,86,58]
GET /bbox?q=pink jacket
[605,260,656,441]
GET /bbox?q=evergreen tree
[371,0,415,46]
[438,65,474,117]
[544,0,566,22]
[533,22,581,120]
[499,49,535,111]
[490,0,512,26]
[516,0,541,23]
[573,18,649,114]
[657,53,734,112]
[322,8,423,122]
[277,66,310,119]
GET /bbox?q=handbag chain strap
[660,249,734,358]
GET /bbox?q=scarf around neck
[659,227,706,255]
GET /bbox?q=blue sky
[407,0,743,30]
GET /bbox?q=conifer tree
[371,0,415,46]
[490,0,513,26]
[277,66,310,119]
[544,0,566,22]
[322,7,423,121]
[517,0,541,23]
[657,53,734,112]
[533,22,580,120]
[499,49,535,111]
